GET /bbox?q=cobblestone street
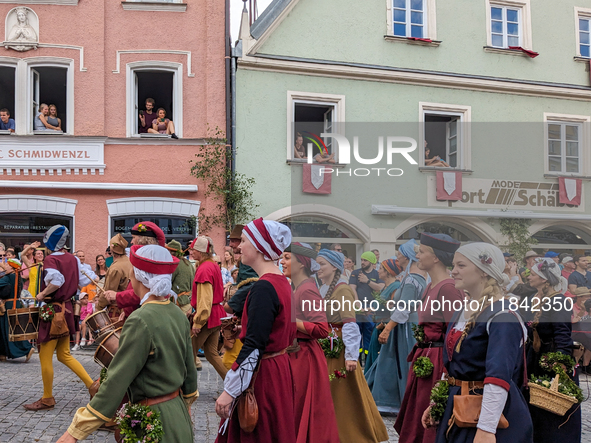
[1,350,591,442]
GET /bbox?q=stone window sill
[384,35,441,47]
[544,173,590,180]
[418,166,473,173]
[574,56,591,64]
[287,159,346,168]
[33,130,65,135]
[121,1,187,12]
[483,46,533,57]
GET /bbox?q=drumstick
[80,270,105,294]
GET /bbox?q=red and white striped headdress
[243,218,291,261]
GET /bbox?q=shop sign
[0,138,105,174]
[427,177,584,211]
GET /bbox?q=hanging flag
[303,164,332,194]
[436,171,462,201]
[559,177,582,206]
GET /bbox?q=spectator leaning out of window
[0,108,15,133]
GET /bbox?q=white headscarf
[532,257,568,293]
[132,245,177,305]
[456,242,510,287]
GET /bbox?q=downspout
[225,0,234,239]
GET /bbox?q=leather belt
[262,348,287,359]
[138,389,180,407]
[447,377,484,389]
[417,341,444,348]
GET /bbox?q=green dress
[84,300,197,442]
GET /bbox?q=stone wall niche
[3,7,39,52]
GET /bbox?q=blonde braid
[325,270,342,300]
[455,277,503,353]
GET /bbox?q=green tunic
[88,300,197,442]
[172,258,195,307]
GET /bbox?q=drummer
[103,221,166,319]
[24,225,94,411]
[98,234,132,322]
[57,244,198,443]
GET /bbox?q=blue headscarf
[317,249,345,273]
[398,239,418,262]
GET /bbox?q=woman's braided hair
[455,276,504,353]
[325,269,342,299]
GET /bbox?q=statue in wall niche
[3,7,39,52]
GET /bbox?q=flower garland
[429,380,449,423]
[413,356,434,378]
[116,403,164,443]
[539,352,576,374]
[39,304,55,322]
[412,324,426,344]
[328,367,347,382]
[318,331,345,359]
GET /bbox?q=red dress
[216,273,297,443]
[289,279,339,443]
[394,279,463,443]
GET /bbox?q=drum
[94,327,122,368]
[86,310,114,340]
[7,307,39,342]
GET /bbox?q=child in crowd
[78,293,95,348]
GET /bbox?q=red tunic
[38,253,79,344]
[289,279,339,443]
[115,282,140,318]
[217,273,296,443]
[192,260,225,329]
[394,279,464,443]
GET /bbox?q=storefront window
[399,222,483,243]
[111,216,195,247]
[0,214,72,249]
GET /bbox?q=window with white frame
[287,92,345,163]
[0,66,16,134]
[577,13,591,58]
[127,62,183,138]
[420,103,471,170]
[393,0,427,38]
[490,6,520,48]
[547,122,582,174]
[485,1,532,50]
[30,66,67,133]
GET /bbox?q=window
[544,113,590,176]
[393,0,426,38]
[490,6,520,48]
[420,102,471,170]
[0,214,72,249]
[0,66,16,134]
[485,0,532,50]
[575,8,591,58]
[547,122,581,174]
[31,66,67,133]
[111,216,195,246]
[387,0,437,41]
[287,91,345,163]
[126,62,183,138]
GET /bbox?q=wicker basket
[529,375,578,416]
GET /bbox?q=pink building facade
[0,0,228,255]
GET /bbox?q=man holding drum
[24,225,94,411]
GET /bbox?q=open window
[127,63,182,138]
[288,91,345,163]
[420,102,471,170]
[0,66,16,134]
[30,66,67,134]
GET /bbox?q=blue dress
[435,305,533,443]
[366,274,425,413]
[364,280,400,372]
[0,274,33,359]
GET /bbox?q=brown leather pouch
[449,381,509,429]
[238,363,260,433]
[49,302,70,339]
[0,300,5,316]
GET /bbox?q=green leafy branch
[499,218,537,263]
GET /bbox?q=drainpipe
[225,0,234,240]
